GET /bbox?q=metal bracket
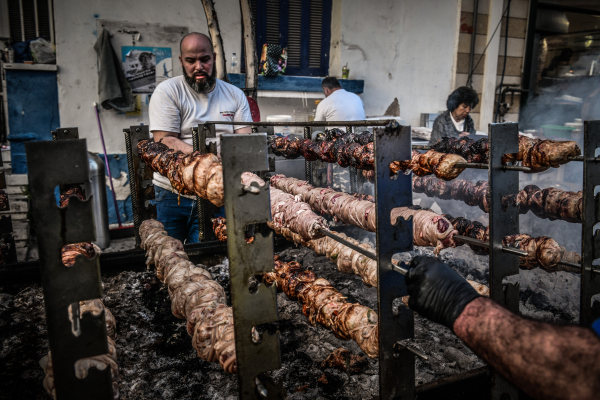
[26,139,113,400]
[191,124,218,241]
[488,123,520,312]
[124,125,155,248]
[488,123,519,400]
[51,127,80,141]
[581,120,600,326]
[221,133,283,400]
[374,121,415,400]
[303,127,313,184]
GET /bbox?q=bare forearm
[454,297,600,400]
[155,135,193,153]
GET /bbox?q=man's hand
[152,131,193,153]
[406,256,481,330]
[459,132,470,137]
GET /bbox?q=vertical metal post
[192,124,218,242]
[374,121,414,400]
[0,150,17,264]
[26,140,113,400]
[191,126,205,241]
[123,126,153,248]
[221,133,283,399]
[488,122,520,400]
[581,120,600,326]
[303,126,312,184]
[347,126,358,194]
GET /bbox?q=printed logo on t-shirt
[220,111,235,118]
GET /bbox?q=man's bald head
[180,32,213,54]
[179,32,217,93]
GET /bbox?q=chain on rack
[123,126,156,248]
[26,139,114,400]
[191,124,219,242]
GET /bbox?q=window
[7,0,53,44]
[249,0,332,76]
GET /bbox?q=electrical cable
[465,2,513,87]
[494,0,511,122]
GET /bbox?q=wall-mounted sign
[122,46,173,94]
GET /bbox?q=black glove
[406,256,481,330]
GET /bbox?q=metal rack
[25,139,113,400]
[205,119,416,399]
[220,133,284,399]
[581,120,600,326]
[191,124,219,241]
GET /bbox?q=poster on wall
[122,46,173,93]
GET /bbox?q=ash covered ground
[0,243,580,399]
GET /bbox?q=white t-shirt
[314,89,366,124]
[450,112,465,133]
[149,76,252,192]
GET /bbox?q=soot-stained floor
[0,243,578,399]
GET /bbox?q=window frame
[253,0,332,77]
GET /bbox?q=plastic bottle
[230,53,239,74]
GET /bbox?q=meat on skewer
[414,176,582,223]
[390,150,468,181]
[140,219,236,373]
[432,135,580,173]
[138,140,264,207]
[58,187,103,266]
[270,175,458,255]
[41,299,119,400]
[263,258,379,358]
[442,212,581,273]
[270,129,374,170]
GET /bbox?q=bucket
[267,115,292,137]
[8,132,37,174]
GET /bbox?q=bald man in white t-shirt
[149,32,252,243]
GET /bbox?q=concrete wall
[54,0,242,154]
[455,0,529,130]
[54,0,462,153]
[336,0,461,125]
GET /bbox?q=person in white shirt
[314,77,365,125]
[149,32,252,243]
[429,86,479,145]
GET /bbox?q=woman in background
[429,86,479,145]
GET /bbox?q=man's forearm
[454,297,600,400]
[158,136,193,153]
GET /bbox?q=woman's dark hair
[446,86,479,112]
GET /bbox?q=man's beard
[183,67,217,93]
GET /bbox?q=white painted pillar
[479,0,503,131]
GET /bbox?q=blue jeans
[151,186,200,244]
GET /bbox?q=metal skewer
[318,228,376,260]
[454,234,582,270]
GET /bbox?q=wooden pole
[240,0,258,100]
[201,0,230,83]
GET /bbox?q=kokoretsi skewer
[140,219,236,373]
[138,140,264,207]
[263,257,380,358]
[431,135,580,173]
[270,175,458,255]
[442,211,581,273]
[413,176,583,223]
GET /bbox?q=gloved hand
[406,256,481,330]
